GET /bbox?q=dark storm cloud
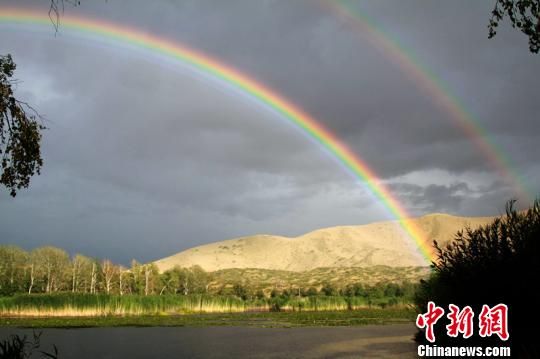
[103,0,539,180]
[390,182,473,214]
[0,0,538,263]
[11,0,540,178]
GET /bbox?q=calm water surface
[0,324,417,358]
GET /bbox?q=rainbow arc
[4,6,521,263]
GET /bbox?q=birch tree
[0,245,28,294]
[71,254,92,292]
[118,265,126,296]
[33,246,69,293]
[90,261,97,294]
[26,250,40,294]
[101,259,116,294]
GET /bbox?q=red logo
[416,301,445,343]
[446,304,474,339]
[478,304,509,341]
[416,302,509,342]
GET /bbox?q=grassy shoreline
[0,309,416,328]
[0,293,413,317]
[0,294,416,328]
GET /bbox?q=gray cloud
[0,0,538,263]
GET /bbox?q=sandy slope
[154,213,494,272]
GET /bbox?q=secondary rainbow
[325,0,531,201]
[0,7,434,262]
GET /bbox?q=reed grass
[0,294,246,317]
[0,293,411,317]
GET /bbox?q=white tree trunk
[72,265,77,293]
[144,265,150,296]
[28,264,34,294]
[46,263,51,293]
[90,263,96,294]
[119,271,123,296]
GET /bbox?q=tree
[71,254,93,292]
[101,259,116,294]
[255,289,265,300]
[89,260,98,294]
[142,263,159,296]
[0,55,45,197]
[159,267,181,295]
[129,260,143,295]
[383,283,400,297]
[415,200,540,356]
[189,265,212,294]
[232,283,248,300]
[352,283,365,297]
[0,245,28,294]
[0,1,83,197]
[118,265,127,296]
[488,0,540,53]
[25,249,48,294]
[32,246,69,293]
[144,264,151,296]
[305,287,318,296]
[321,283,337,296]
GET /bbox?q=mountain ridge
[154,213,494,272]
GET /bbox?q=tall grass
[0,294,246,317]
[0,293,411,317]
[280,296,409,311]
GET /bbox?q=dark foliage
[232,283,248,300]
[0,55,45,197]
[415,200,540,357]
[47,0,81,32]
[489,0,540,53]
[0,331,58,359]
[0,1,82,197]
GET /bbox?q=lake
[0,323,417,358]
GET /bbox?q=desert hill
[154,213,494,272]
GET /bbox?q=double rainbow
[325,0,531,201]
[6,6,511,263]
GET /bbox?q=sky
[0,0,538,264]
